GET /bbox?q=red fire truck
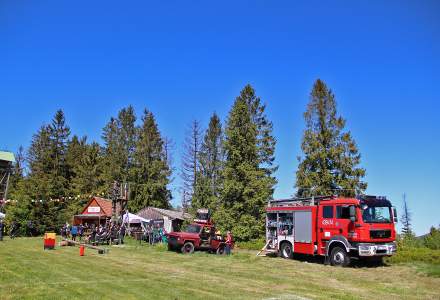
[263,195,397,266]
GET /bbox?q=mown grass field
[0,237,439,300]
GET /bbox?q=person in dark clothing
[90,225,97,243]
[26,221,34,237]
[10,221,18,239]
[78,224,84,241]
[119,224,126,245]
[0,220,4,241]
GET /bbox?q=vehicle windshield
[182,224,201,233]
[361,206,392,223]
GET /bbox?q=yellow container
[44,232,56,240]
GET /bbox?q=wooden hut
[73,197,115,226]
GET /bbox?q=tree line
[5,79,367,240]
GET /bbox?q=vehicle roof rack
[268,195,335,207]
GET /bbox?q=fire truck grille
[370,230,391,239]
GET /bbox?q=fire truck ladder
[268,195,335,207]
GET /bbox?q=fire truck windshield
[183,224,202,233]
[361,206,392,223]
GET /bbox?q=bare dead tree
[180,120,203,207]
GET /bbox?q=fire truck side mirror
[393,207,398,223]
[349,206,356,222]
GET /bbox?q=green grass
[1,238,440,300]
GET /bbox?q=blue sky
[1,1,439,235]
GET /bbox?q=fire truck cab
[264,195,397,266]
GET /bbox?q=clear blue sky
[1,1,439,235]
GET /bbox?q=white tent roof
[0,212,5,219]
[122,212,149,224]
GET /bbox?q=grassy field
[0,237,439,300]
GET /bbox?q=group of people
[61,222,126,245]
[144,224,167,245]
[61,223,85,241]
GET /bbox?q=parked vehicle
[261,195,397,266]
[166,209,233,254]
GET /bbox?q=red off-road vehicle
[166,209,233,254]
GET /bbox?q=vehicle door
[335,205,355,238]
[199,225,211,247]
[318,205,338,244]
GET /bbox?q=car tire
[216,246,226,255]
[330,246,351,267]
[181,242,194,254]
[280,242,293,259]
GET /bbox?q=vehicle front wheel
[181,242,194,254]
[216,246,225,255]
[280,242,293,259]
[330,246,351,267]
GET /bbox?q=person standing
[0,220,4,241]
[225,231,233,255]
[71,225,78,241]
[10,221,17,239]
[119,224,126,245]
[78,224,84,241]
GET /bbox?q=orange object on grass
[44,232,56,250]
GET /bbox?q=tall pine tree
[129,110,171,211]
[101,106,137,188]
[296,79,366,197]
[217,85,276,241]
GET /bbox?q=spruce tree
[101,106,137,187]
[48,109,71,197]
[129,110,171,211]
[67,139,104,212]
[22,110,71,233]
[296,79,366,197]
[217,86,276,241]
[192,113,224,210]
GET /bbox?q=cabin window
[336,206,351,219]
[322,206,333,218]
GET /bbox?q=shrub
[424,226,440,250]
[385,246,440,265]
[236,238,265,250]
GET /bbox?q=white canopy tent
[122,212,149,224]
[0,212,5,219]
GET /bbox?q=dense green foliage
[215,85,277,241]
[296,79,366,197]
[129,110,171,211]
[5,107,171,234]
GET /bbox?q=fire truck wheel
[181,242,194,254]
[280,242,293,259]
[330,246,351,267]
